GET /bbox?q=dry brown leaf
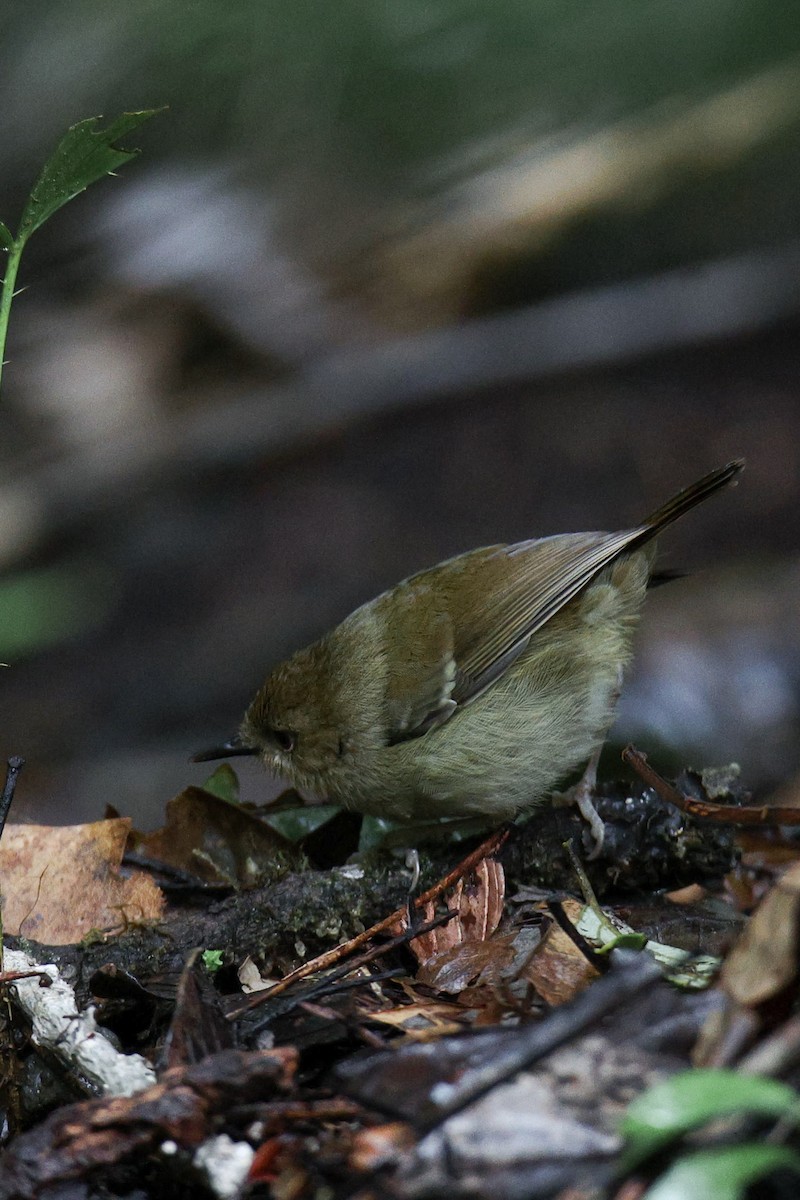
[409,857,505,962]
[523,920,600,1006]
[720,859,800,1007]
[696,860,800,1065]
[137,786,299,887]
[0,818,164,944]
[367,1001,466,1039]
[665,883,707,905]
[350,1122,416,1172]
[417,931,518,993]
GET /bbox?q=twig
[547,898,610,975]
[236,908,459,1027]
[243,911,457,1030]
[623,745,800,825]
[0,755,24,839]
[301,911,455,995]
[563,838,604,919]
[0,969,52,985]
[561,837,640,962]
[226,826,508,1020]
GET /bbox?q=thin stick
[226,826,509,1019]
[241,909,457,1027]
[0,756,24,840]
[623,745,800,825]
[563,838,604,918]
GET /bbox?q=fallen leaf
[665,883,707,905]
[136,785,301,888]
[239,956,276,994]
[720,860,800,1007]
[523,920,600,1006]
[367,1001,467,1039]
[350,1122,416,1171]
[696,860,800,1066]
[0,818,163,944]
[408,857,505,962]
[417,932,518,993]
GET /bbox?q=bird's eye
[273,728,296,753]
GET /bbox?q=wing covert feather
[448,528,646,704]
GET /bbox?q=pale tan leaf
[0,818,164,944]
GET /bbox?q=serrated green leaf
[620,1070,799,1173]
[642,1145,800,1200]
[17,109,162,241]
[0,222,13,251]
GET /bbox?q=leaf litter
[2,757,800,1198]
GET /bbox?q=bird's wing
[451,529,642,705]
[382,460,744,743]
[382,602,458,745]
[383,527,644,743]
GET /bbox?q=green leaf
[17,109,162,241]
[621,1070,799,1173]
[0,223,13,251]
[202,950,224,974]
[358,814,399,854]
[202,763,240,804]
[266,804,341,842]
[358,813,492,853]
[642,1145,800,1200]
[595,930,649,954]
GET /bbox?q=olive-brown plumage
[195,461,743,826]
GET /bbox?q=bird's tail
[641,459,744,537]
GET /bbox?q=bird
[193,459,743,853]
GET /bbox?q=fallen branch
[3,948,156,1097]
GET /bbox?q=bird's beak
[190,737,259,763]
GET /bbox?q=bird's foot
[554,746,605,859]
[404,848,421,931]
[572,781,605,860]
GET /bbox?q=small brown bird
[194,460,743,849]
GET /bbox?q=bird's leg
[568,665,625,860]
[571,744,606,860]
[404,848,421,931]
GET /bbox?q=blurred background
[0,0,798,826]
